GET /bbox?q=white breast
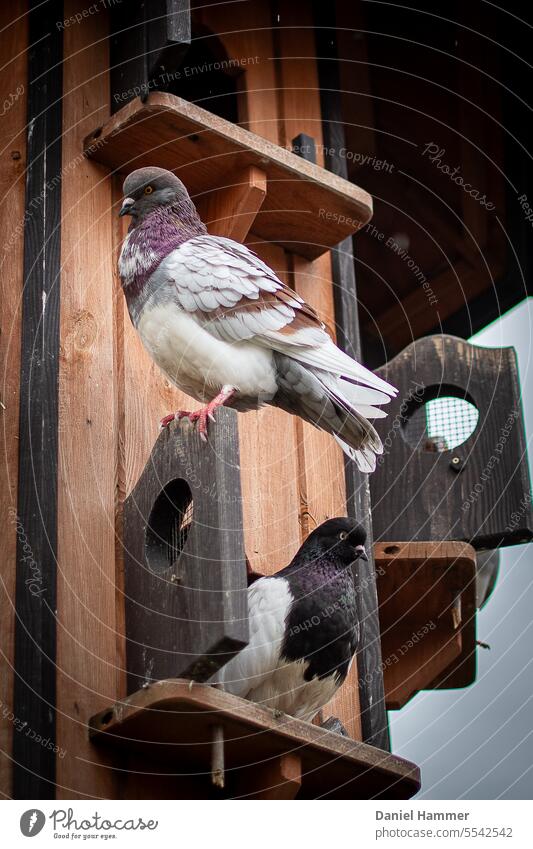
[136,300,278,403]
[220,577,343,722]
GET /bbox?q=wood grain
[375,541,477,709]
[200,165,266,242]
[0,1,27,799]
[88,679,421,799]
[12,0,63,799]
[83,91,373,259]
[371,335,533,549]
[55,1,119,800]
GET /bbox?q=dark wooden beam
[12,0,63,799]
[110,0,191,113]
[314,2,391,753]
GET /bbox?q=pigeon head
[306,517,368,563]
[119,167,196,226]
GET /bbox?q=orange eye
[144,186,153,195]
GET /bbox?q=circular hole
[145,479,193,574]
[384,545,400,554]
[402,385,479,452]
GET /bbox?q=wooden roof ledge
[83,93,373,260]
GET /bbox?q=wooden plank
[238,237,302,576]
[198,0,280,143]
[123,410,248,691]
[199,7,304,578]
[89,680,421,799]
[83,92,373,259]
[0,0,27,799]
[314,5,390,752]
[276,4,362,741]
[371,335,533,549]
[12,0,63,800]
[55,0,119,800]
[200,165,266,242]
[110,0,191,112]
[375,541,477,709]
[146,0,191,80]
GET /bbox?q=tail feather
[313,371,384,472]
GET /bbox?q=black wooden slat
[110,0,191,113]
[313,3,391,752]
[12,0,63,799]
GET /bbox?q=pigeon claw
[159,386,236,440]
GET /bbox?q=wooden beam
[55,0,120,800]
[244,753,302,800]
[12,0,63,800]
[314,2,390,752]
[200,165,267,242]
[0,0,28,799]
[110,0,191,113]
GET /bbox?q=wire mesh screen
[403,395,479,452]
[145,479,194,573]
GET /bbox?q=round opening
[145,479,193,574]
[402,385,479,452]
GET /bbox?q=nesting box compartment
[123,409,248,692]
[371,335,533,549]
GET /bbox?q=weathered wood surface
[0,0,27,800]
[276,2,361,741]
[375,541,477,709]
[123,410,248,691]
[55,0,119,800]
[371,335,533,549]
[83,92,373,259]
[12,0,63,800]
[314,4,389,751]
[110,0,191,113]
[89,680,421,799]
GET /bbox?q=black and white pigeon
[218,517,367,721]
[118,167,397,472]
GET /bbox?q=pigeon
[118,167,397,472]
[217,517,367,721]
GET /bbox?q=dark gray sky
[389,297,533,799]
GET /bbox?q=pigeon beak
[355,544,368,561]
[119,197,135,217]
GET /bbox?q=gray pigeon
[118,167,397,472]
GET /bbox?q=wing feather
[157,234,396,399]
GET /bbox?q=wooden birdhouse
[1,0,530,802]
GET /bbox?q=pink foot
[159,386,236,441]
